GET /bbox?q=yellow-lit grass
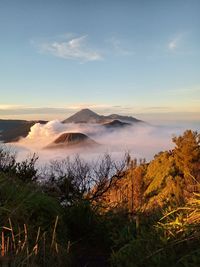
[157,193,200,239]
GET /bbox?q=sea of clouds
[4,119,196,166]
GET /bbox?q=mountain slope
[63,108,143,124]
[102,120,131,129]
[62,109,102,123]
[0,120,47,143]
[107,114,142,123]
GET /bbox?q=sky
[0,0,200,122]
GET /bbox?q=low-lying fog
[2,120,199,165]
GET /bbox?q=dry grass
[0,216,68,267]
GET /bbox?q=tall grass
[0,216,70,267]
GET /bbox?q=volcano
[62,109,102,123]
[62,108,143,124]
[45,132,98,149]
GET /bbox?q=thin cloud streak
[0,107,73,115]
[107,37,135,56]
[39,35,103,62]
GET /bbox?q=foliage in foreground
[0,129,199,266]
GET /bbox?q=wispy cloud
[39,35,103,62]
[0,104,112,118]
[0,107,71,116]
[166,85,200,96]
[107,37,134,56]
[168,34,182,51]
[0,104,25,110]
[143,106,171,112]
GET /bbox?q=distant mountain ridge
[63,108,143,124]
[63,109,102,123]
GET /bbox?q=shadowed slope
[102,119,131,129]
[0,119,47,143]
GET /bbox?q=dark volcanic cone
[45,132,98,149]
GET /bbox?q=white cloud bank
[6,121,190,165]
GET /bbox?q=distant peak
[63,108,144,124]
[80,108,92,111]
[62,108,101,123]
[79,108,97,114]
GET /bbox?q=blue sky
[0,0,200,120]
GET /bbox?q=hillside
[0,119,47,142]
